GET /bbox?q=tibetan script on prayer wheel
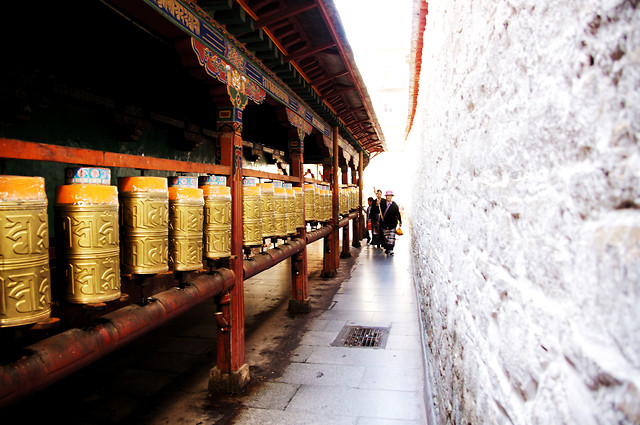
[119,177,169,275]
[0,176,51,327]
[200,176,231,260]
[243,178,262,247]
[55,175,121,304]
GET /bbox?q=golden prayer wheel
[200,175,231,260]
[318,185,326,222]
[168,177,204,272]
[346,186,351,211]
[55,168,121,304]
[0,176,51,327]
[243,177,262,247]
[285,183,296,235]
[293,186,304,228]
[273,181,287,237]
[340,186,348,216]
[304,183,315,222]
[258,182,275,239]
[314,184,323,222]
[323,185,331,221]
[118,176,169,274]
[319,185,326,222]
[350,186,357,211]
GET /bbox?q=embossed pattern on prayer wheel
[273,181,287,237]
[200,176,231,260]
[258,182,275,239]
[314,184,323,222]
[118,177,169,274]
[168,179,204,272]
[323,185,331,222]
[293,186,304,228]
[55,170,121,304]
[340,186,347,216]
[242,177,262,247]
[285,184,296,235]
[317,186,323,222]
[350,186,357,211]
[0,176,51,327]
[304,183,315,222]
[318,185,326,222]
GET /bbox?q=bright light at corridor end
[363,150,417,220]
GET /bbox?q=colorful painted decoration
[192,39,266,109]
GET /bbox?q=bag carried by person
[396,227,403,236]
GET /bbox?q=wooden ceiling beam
[255,2,316,28]
[312,70,349,87]
[285,41,336,62]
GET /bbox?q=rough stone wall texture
[409,1,640,424]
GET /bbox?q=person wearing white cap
[379,190,402,255]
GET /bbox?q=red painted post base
[288,298,311,314]
[209,363,250,394]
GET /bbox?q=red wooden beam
[255,2,316,28]
[0,138,230,175]
[285,41,336,62]
[242,168,300,183]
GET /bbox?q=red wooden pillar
[321,155,336,277]
[288,135,311,313]
[210,107,249,393]
[340,163,351,258]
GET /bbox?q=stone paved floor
[229,235,427,425]
[2,233,427,424]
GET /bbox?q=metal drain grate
[331,325,390,348]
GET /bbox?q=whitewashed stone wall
[408,1,640,424]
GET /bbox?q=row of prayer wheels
[243,181,360,246]
[0,171,361,328]
[303,183,333,224]
[243,178,303,246]
[0,170,231,328]
[243,179,347,246]
[339,185,359,215]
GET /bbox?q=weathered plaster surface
[409,1,640,423]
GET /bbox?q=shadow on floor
[1,242,359,425]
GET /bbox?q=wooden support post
[210,107,250,393]
[288,135,311,313]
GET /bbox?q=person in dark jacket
[370,189,384,248]
[379,190,402,255]
[365,197,374,243]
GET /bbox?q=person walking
[370,189,383,248]
[380,190,402,255]
[365,197,373,243]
